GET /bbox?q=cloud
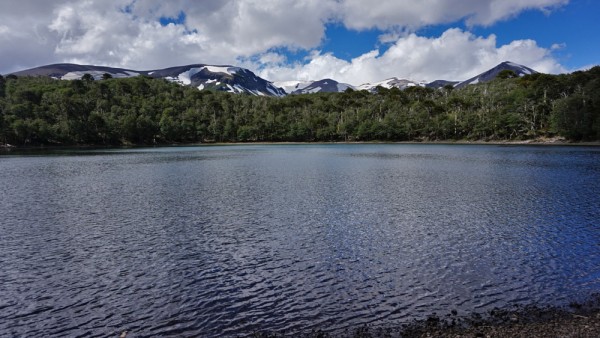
[0,0,569,81]
[258,29,566,85]
[0,0,337,73]
[338,0,569,30]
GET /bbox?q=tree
[498,70,517,79]
[0,75,5,98]
[81,73,95,83]
[0,67,598,146]
[102,73,113,80]
[443,84,455,91]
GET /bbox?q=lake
[1,144,599,336]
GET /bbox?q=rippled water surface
[1,144,600,336]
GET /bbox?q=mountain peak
[455,61,538,88]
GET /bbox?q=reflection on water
[1,144,599,336]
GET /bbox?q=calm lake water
[1,144,599,336]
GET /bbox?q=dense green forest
[0,66,599,146]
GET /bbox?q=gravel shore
[398,308,600,338]
[253,295,600,337]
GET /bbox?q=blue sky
[467,0,599,70]
[0,0,598,84]
[311,0,599,72]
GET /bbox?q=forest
[0,66,599,146]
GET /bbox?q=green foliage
[498,70,518,79]
[81,73,94,83]
[0,75,5,98]
[0,68,599,146]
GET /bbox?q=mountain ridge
[9,61,539,96]
[11,63,286,97]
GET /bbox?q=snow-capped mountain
[454,61,538,89]
[273,80,313,94]
[357,77,423,92]
[9,61,539,96]
[148,64,286,96]
[274,79,354,94]
[275,62,537,94]
[11,63,141,80]
[10,63,286,97]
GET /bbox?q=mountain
[277,62,537,94]
[272,80,313,95]
[454,61,537,89]
[11,63,141,79]
[274,78,354,94]
[10,63,286,97]
[147,64,286,96]
[9,61,539,96]
[426,80,459,89]
[356,77,423,92]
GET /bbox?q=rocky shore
[253,295,600,338]
[394,301,600,338]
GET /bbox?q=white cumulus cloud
[338,0,569,29]
[258,29,566,85]
[0,0,569,81]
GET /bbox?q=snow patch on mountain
[266,86,281,96]
[357,77,421,92]
[61,70,139,80]
[505,62,533,75]
[337,83,352,92]
[175,67,203,85]
[203,66,240,76]
[273,81,312,94]
[286,79,355,94]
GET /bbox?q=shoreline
[392,297,600,338]
[2,138,600,151]
[252,295,600,337]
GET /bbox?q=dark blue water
[1,144,599,336]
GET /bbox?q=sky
[0,0,598,85]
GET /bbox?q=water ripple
[0,144,599,336]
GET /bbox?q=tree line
[0,66,599,146]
